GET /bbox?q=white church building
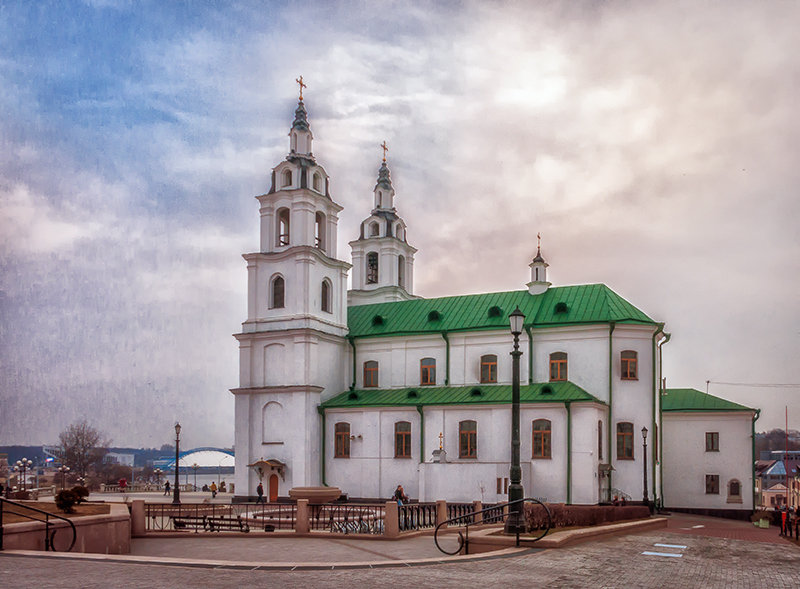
[232,90,758,514]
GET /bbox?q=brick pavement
[3,515,800,588]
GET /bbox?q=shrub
[524,503,650,530]
[55,489,78,513]
[71,485,90,504]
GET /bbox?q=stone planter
[288,486,342,503]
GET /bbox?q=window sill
[394,456,412,459]
[705,449,720,453]
[617,457,635,461]
[532,456,552,460]
[262,441,284,445]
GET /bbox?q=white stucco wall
[662,412,754,510]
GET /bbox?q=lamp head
[175,422,182,436]
[509,306,525,336]
[642,426,648,439]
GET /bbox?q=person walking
[164,480,171,496]
[210,481,217,499]
[256,482,265,504]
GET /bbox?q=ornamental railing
[144,502,296,532]
[309,503,386,534]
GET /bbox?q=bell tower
[527,233,551,295]
[233,79,351,500]
[349,144,418,305]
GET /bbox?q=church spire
[373,142,395,210]
[528,233,551,295]
[288,76,313,156]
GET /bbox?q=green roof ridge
[321,381,604,409]
[661,388,755,412]
[347,284,655,338]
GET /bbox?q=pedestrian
[164,480,171,496]
[210,481,217,498]
[256,481,265,504]
[394,484,407,505]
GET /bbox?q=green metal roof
[662,388,755,412]
[321,381,604,409]
[348,284,655,338]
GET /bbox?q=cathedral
[232,86,757,514]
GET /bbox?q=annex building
[232,89,758,514]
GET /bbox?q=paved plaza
[2,513,799,587]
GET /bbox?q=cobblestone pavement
[3,523,800,588]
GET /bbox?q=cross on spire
[296,75,306,100]
[537,232,541,252]
[381,141,389,163]
[438,431,443,451]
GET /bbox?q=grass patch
[3,501,111,524]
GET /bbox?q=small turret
[289,76,313,157]
[527,233,551,295]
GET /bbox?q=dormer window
[282,169,292,187]
[369,222,379,237]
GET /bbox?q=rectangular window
[705,474,719,494]
[496,477,502,494]
[459,420,477,459]
[705,432,719,452]
[549,352,567,381]
[616,422,634,460]
[621,350,638,380]
[334,422,350,458]
[532,419,552,459]
[421,358,436,386]
[480,355,497,383]
[363,361,379,388]
[394,422,411,458]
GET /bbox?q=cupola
[527,233,551,295]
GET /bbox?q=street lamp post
[642,426,649,506]
[192,463,199,491]
[504,307,526,534]
[172,422,181,505]
[15,458,32,492]
[58,465,70,491]
[154,468,163,490]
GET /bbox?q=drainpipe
[650,323,664,502]
[317,406,327,486]
[416,405,425,464]
[566,401,572,505]
[441,331,450,385]
[524,325,534,385]
[347,336,356,390]
[607,322,616,494]
[752,408,761,510]
[657,331,670,503]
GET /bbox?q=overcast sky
[1,1,798,449]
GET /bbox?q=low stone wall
[2,503,131,554]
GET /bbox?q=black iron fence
[398,502,437,531]
[144,502,296,532]
[446,502,474,523]
[309,503,385,534]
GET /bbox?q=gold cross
[381,140,388,162]
[296,76,307,100]
[438,431,443,451]
[537,232,541,250]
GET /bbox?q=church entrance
[268,474,279,502]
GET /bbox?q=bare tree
[58,421,110,476]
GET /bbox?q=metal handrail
[434,497,551,556]
[0,497,77,552]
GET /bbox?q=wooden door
[268,474,279,502]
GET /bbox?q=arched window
[420,358,436,385]
[549,352,568,381]
[621,350,638,380]
[315,212,325,250]
[398,255,405,288]
[366,252,379,284]
[396,224,404,241]
[480,354,498,383]
[369,222,379,237]
[616,422,634,460]
[321,280,331,313]
[270,275,285,309]
[262,401,283,444]
[532,419,552,459]
[395,421,411,458]
[598,420,603,461]
[276,208,290,246]
[282,169,292,187]
[728,479,742,503]
[363,360,379,388]
[459,420,477,459]
[334,422,350,458]
[313,172,321,191]
[378,191,383,207]
[291,133,297,152]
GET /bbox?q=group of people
[161,479,227,497]
[777,505,799,539]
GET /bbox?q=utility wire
[708,381,800,388]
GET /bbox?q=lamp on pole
[642,426,649,505]
[154,468,163,489]
[15,458,32,492]
[504,306,526,534]
[172,422,181,505]
[192,463,199,491]
[58,465,70,491]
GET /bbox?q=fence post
[472,500,482,524]
[131,499,146,537]
[384,501,400,538]
[436,500,447,528]
[296,499,310,534]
